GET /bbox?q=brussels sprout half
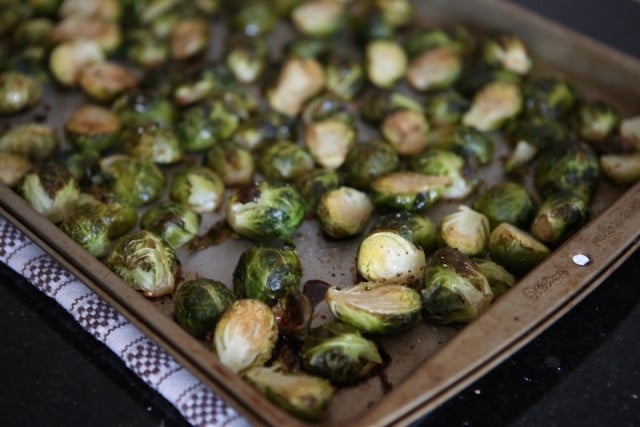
[406,46,463,92]
[0,71,41,114]
[438,205,490,257]
[174,278,235,339]
[365,39,408,88]
[140,201,200,249]
[257,140,315,182]
[409,149,479,200]
[317,187,373,239]
[531,192,589,247]
[471,257,516,299]
[472,182,536,230]
[488,223,550,277]
[65,104,121,153]
[343,140,400,190]
[463,80,523,132]
[600,153,640,185]
[101,156,165,207]
[0,123,59,162]
[371,211,438,253]
[60,208,111,258]
[370,172,449,212]
[170,166,225,214]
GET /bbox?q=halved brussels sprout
[59,207,111,257]
[438,205,490,256]
[78,61,137,102]
[471,257,515,299]
[140,201,200,249]
[123,122,183,165]
[522,77,578,119]
[575,100,620,143]
[271,289,313,339]
[343,140,400,190]
[173,278,235,338]
[620,116,640,151]
[357,230,426,285]
[300,322,382,386]
[463,80,522,131]
[429,125,495,165]
[359,88,423,124]
[58,0,122,20]
[76,194,138,239]
[233,244,302,306]
[365,39,407,88]
[531,192,589,247]
[226,35,268,84]
[19,162,80,223]
[105,230,179,297]
[53,14,121,53]
[403,26,471,58]
[371,211,438,253]
[243,364,334,422]
[257,140,314,182]
[599,152,640,185]
[304,119,356,170]
[100,155,165,207]
[0,71,41,114]
[424,90,470,127]
[233,111,298,151]
[421,247,493,324]
[381,109,430,156]
[0,123,59,162]
[472,182,536,230]
[0,153,32,187]
[481,34,532,75]
[125,29,169,69]
[170,18,208,60]
[370,171,449,212]
[503,116,568,172]
[226,180,306,242]
[302,92,354,125]
[406,46,462,92]
[325,54,365,100]
[409,149,479,200]
[65,104,121,153]
[170,166,224,213]
[294,168,342,214]
[326,282,421,334]
[291,0,345,37]
[268,57,325,117]
[488,223,550,277]
[205,140,255,187]
[112,90,175,128]
[213,299,278,373]
[317,186,373,238]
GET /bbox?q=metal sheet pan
[2,0,640,425]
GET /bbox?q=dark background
[1,1,639,426]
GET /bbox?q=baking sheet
[2,1,640,426]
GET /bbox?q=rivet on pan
[572,253,591,266]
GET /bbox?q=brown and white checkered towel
[0,215,250,427]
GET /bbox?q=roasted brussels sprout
[112,90,175,128]
[599,153,640,185]
[471,257,515,299]
[205,140,255,187]
[402,26,471,58]
[291,0,345,37]
[620,116,640,151]
[481,34,532,75]
[170,18,208,60]
[424,90,470,127]
[503,116,568,172]
[233,111,298,151]
[58,0,122,21]
[268,57,325,117]
[0,153,32,187]
[575,100,620,143]
[140,201,200,249]
[0,123,59,162]
[18,162,80,223]
[429,125,495,165]
[243,364,334,422]
[52,14,121,53]
[233,244,302,306]
[213,299,278,373]
[463,80,523,131]
[534,142,599,202]
[530,192,589,246]
[357,230,426,285]
[488,223,550,277]
[105,230,180,297]
[271,289,313,339]
[76,194,138,239]
[317,186,373,238]
[438,205,490,257]
[257,140,314,182]
[124,29,169,69]
[294,168,342,214]
[365,39,407,88]
[49,39,105,87]
[0,71,41,114]
[123,122,183,164]
[59,207,111,258]
[370,171,449,212]
[325,54,366,100]
[226,180,306,242]
[78,61,137,102]
[421,247,493,324]
[173,278,235,338]
[232,1,277,37]
[359,88,422,124]
[406,46,462,92]
[326,282,422,334]
[170,166,224,213]
[472,182,536,230]
[226,35,268,84]
[381,109,429,156]
[300,322,382,386]
[342,140,400,190]
[65,104,121,153]
[409,149,479,200]
[304,119,356,170]
[522,77,578,119]
[371,211,438,252]
[100,155,165,207]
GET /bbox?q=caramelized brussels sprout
[225,180,306,242]
[438,205,490,256]
[300,322,382,386]
[371,211,438,252]
[471,257,515,299]
[76,194,138,239]
[472,182,536,230]
[409,149,479,200]
[343,140,400,190]
[620,116,640,151]
[381,109,429,156]
[294,168,342,214]
[140,201,200,248]
[49,39,105,87]
[599,152,640,185]
[429,125,495,165]
[317,186,373,238]
[213,299,278,373]
[575,100,620,143]
[268,57,325,117]
[60,207,111,258]
[100,155,165,207]
[170,166,224,213]
[357,230,426,285]
[531,192,589,246]
[233,244,302,305]
[370,172,449,212]
[421,247,493,324]
[105,230,180,297]
[365,39,407,88]
[0,153,32,187]
[174,278,235,338]
[65,104,121,153]
[257,140,314,182]
[481,34,532,75]
[170,18,208,60]
[291,0,345,37]
[123,122,183,164]
[304,119,356,170]
[0,123,59,161]
[488,223,550,277]
[463,80,523,131]
[78,61,137,102]
[406,46,462,92]
[0,71,41,114]
[205,140,255,187]
[326,282,421,334]
[53,14,122,53]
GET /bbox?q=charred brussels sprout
[78,195,138,239]
[257,140,314,182]
[370,172,449,212]
[233,244,302,306]
[170,166,224,214]
[357,230,426,285]
[105,230,179,297]
[243,364,334,422]
[343,140,400,189]
[472,182,536,230]
[463,80,523,131]
[326,282,421,334]
[471,258,515,299]
[140,201,200,248]
[60,208,111,257]
[0,71,41,114]
[205,141,255,187]
[381,109,429,156]
[365,39,407,88]
[438,206,490,257]
[78,61,137,102]
[317,187,373,238]
[300,322,382,386]
[421,247,493,324]
[18,162,80,223]
[531,192,589,246]
[294,168,342,214]
[225,180,306,242]
[600,153,640,185]
[481,34,532,75]
[271,290,313,339]
[213,299,278,373]
[424,90,470,127]
[488,223,550,277]
[65,104,121,153]
[534,142,599,202]
[268,57,325,117]
[371,212,437,252]
[575,100,620,143]
[430,126,495,165]
[0,123,59,162]
[173,278,235,338]
[522,77,578,119]
[406,46,463,92]
[123,122,183,164]
[101,156,165,207]
[409,149,479,200]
